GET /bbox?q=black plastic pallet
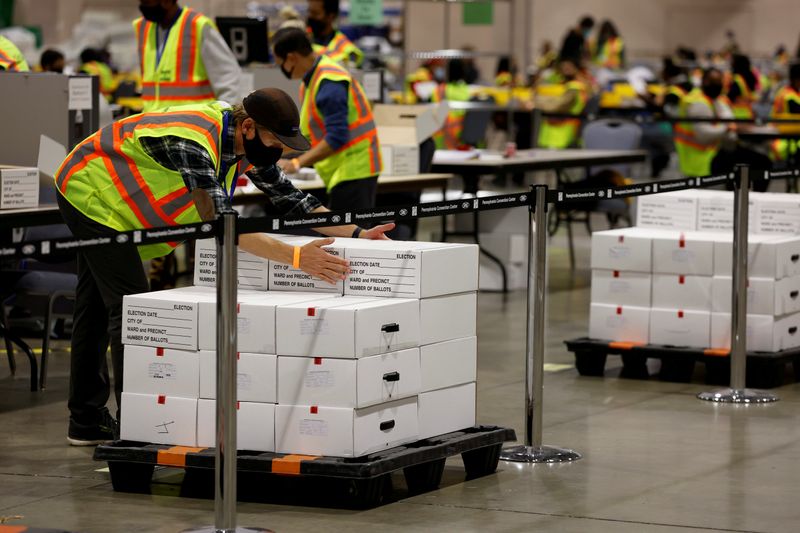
[565,337,800,388]
[93,425,515,508]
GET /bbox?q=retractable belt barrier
[3,168,799,260]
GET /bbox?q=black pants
[57,194,149,429]
[712,146,772,192]
[328,176,378,211]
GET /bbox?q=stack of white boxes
[119,238,479,458]
[588,189,800,352]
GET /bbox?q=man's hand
[299,238,350,285]
[360,223,395,240]
[278,158,299,174]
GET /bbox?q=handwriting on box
[304,370,335,388]
[147,362,177,381]
[299,418,328,436]
[300,318,330,336]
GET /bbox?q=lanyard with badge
[218,112,242,202]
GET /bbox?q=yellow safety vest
[299,55,382,191]
[674,88,720,177]
[770,86,800,161]
[404,66,433,104]
[538,80,588,149]
[54,102,239,259]
[134,8,216,112]
[431,81,471,150]
[0,35,29,72]
[595,37,624,70]
[81,61,117,101]
[312,30,364,67]
[726,74,755,119]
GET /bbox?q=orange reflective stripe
[56,136,96,193]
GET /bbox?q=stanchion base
[181,526,275,533]
[499,444,582,463]
[697,388,779,403]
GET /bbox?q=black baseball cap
[242,88,311,151]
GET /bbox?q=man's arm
[201,24,244,104]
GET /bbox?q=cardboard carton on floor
[711,312,800,352]
[651,231,719,276]
[418,382,476,439]
[0,166,39,209]
[420,292,477,345]
[275,397,419,457]
[590,227,657,273]
[196,399,275,452]
[120,392,197,446]
[712,275,800,316]
[589,304,650,344]
[267,236,346,294]
[122,345,200,399]
[420,336,477,392]
[651,274,713,311]
[193,238,269,290]
[714,234,800,279]
[197,290,340,353]
[277,348,421,408]
[122,286,216,350]
[591,269,652,308]
[276,296,420,358]
[649,308,710,348]
[199,352,277,403]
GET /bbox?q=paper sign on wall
[68,77,93,110]
[349,0,383,25]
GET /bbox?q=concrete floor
[2,226,800,533]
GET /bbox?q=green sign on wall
[349,0,383,26]
[463,1,493,25]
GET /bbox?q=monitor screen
[215,17,270,65]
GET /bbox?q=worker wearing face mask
[306,0,364,67]
[134,0,242,111]
[272,28,382,212]
[55,88,393,446]
[536,58,590,149]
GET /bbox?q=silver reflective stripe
[120,112,221,154]
[349,119,376,140]
[141,85,156,97]
[99,125,172,228]
[368,135,381,172]
[146,83,214,98]
[309,117,325,141]
[178,10,199,80]
[160,191,194,217]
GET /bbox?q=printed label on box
[300,419,328,437]
[300,318,330,336]
[123,300,196,350]
[147,362,177,381]
[304,370,335,388]
[346,249,421,298]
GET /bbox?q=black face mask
[307,17,326,38]
[242,129,283,168]
[140,4,167,23]
[703,84,723,99]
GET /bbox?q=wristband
[292,246,301,269]
[352,227,363,239]
[291,158,301,170]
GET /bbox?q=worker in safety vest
[725,54,760,119]
[536,58,589,149]
[593,20,624,70]
[432,59,471,150]
[134,0,241,112]
[306,0,364,67]
[674,68,735,177]
[79,48,117,102]
[272,28,382,211]
[0,35,29,72]
[403,59,444,104]
[770,62,800,162]
[55,88,394,445]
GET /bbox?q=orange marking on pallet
[608,341,643,350]
[0,526,29,533]
[704,348,731,357]
[271,454,318,475]
[156,446,205,467]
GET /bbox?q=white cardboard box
[590,228,655,273]
[420,336,477,392]
[589,304,650,344]
[649,308,710,348]
[712,275,800,315]
[635,190,699,231]
[122,287,216,350]
[276,296,420,358]
[714,235,800,279]
[122,345,199,398]
[197,291,340,353]
[420,292,477,345]
[381,144,419,176]
[199,352,277,403]
[343,240,479,299]
[590,269,652,307]
[267,236,345,294]
[196,399,275,452]
[275,397,420,457]
[711,312,800,352]
[193,238,269,290]
[651,231,718,276]
[277,348,421,408]
[651,274,712,311]
[120,392,197,446]
[418,383,476,439]
[0,166,39,209]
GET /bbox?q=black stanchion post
[500,185,581,463]
[184,212,273,533]
[698,166,779,404]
